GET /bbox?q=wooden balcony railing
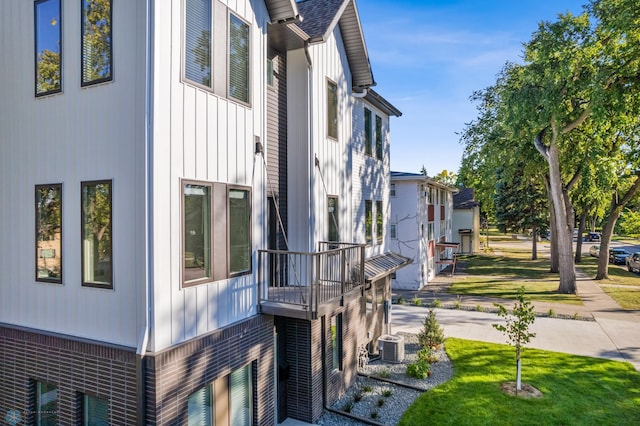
[258,242,365,319]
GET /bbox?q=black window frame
[34,0,63,97]
[327,79,338,140]
[375,115,383,160]
[365,200,372,245]
[34,380,59,425]
[81,179,113,289]
[364,107,372,156]
[81,0,113,87]
[376,200,383,243]
[35,183,63,284]
[228,11,251,105]
[182,180,214,288]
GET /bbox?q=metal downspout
[136,0,154,423]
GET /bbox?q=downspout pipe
[137,0,154,423]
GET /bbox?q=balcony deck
[258,242,365,320]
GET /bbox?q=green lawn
[452,251,582,305]
[400,338,640,426]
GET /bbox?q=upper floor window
[328,196,339,243]
[376,200,383,243]
[327,79,338,139]
[390,224,397,239]
[365,200,372,245]
[182,180,252,287]
[82,393,109,424]
[375,115,383,160]
[390,183,396,197]
[81,0,113,86]
[364,108,372,156]
[81,180,113,288]
[183,1,251,105]
[36,184,62,283]
[35,0,62,97]
[34,380,58,425]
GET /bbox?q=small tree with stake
[493,287,536,395]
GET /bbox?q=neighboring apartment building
[452,187,481,254]
[389,172,457,290]
[0,0,405,424]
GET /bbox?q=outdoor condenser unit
[378,334,405,363]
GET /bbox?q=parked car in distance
[589,245,600,257]
[609,248,631,265]
[585,232,601,242]
[626,252,640,273]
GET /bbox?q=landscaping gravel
[316,333,453,425]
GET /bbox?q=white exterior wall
[352,97,391,256]
[150,0,269,351]
[0,1,147,347]
[287,26,354,251]
[389,180,425,289]
[453,207,480,253]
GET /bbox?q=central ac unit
[378,334,405,363]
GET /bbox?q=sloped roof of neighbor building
[453,187,479,209]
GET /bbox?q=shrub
[342,401,353,413]
[412,296,422,306]
[377,398,385,407]
[406,359,431,379]
[418,310,445,349]
[475,304,484,312]
[363,385,372,393]
[432,298,442,308]
[397,297,405,305]
[547,308,556,318]
[370,411,378,419]
[379,368,390,379]
[417,347,439,364]
[354,392,363,402]
[382,389,392,397]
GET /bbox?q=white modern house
[389,172,458,290]
[0,0,406,424]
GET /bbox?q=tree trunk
[537,129,576,293]
[531,223,538,260]
[545,177,559,273]
[516,348,522,393]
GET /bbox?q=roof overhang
[265,0,300,24]
[364,89,402,117]
[364,252,412,282]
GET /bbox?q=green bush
[406,359,431,379]
[418,310,445,349]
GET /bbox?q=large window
[35,381,58,425]
[183,182,212,286]
[81,0,113,86]
[375,115,383,160]
[35,0,62,96]
[36,184,62,283]
[187,364,253,426]
[229,188,251,275]
[365,200,372,245]
[376,200,383,243]
[183,1,251,105]
[81,180,112,288]
[364,108,372,156]
[182,181,252,287]
[82,393,109,425]
[327,80,338,139]
[228,14,250,103]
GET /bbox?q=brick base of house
[1,314,275,425]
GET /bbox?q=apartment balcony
[258,242,365,320]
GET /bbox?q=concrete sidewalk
[391,258,640,371]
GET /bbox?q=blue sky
[357,0,587,177]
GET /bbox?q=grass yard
[577,256,640,309]
[452,250,582,305]
[400,338,640,426]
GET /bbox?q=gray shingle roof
[296,0,345,38]
[364,252,412,282]
[453,187,479,209]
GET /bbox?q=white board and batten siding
[352,97,391,257]
[0,1,147,348]
[287,25,355,253]
[150,0,269,351]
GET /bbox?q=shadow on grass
[399,338,640,426]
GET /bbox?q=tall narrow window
[390,224,397,239]
[35,0,62,96]
[230,364,253,426]
[330,314,342,371]
[375,115,383,160]
[229,13,250,103]
[390,183,396,197]
[376,200,383,243]
[184,0,212,87]
[365,200,372,245]
[187,386,212,426]
[81,0,112,86]
[81,180,113,288]
[82,394,109,425]
[36,184,62,283]
[266,58,274,87]
[35,381,58,425]
[327,196,339,243]
[229,188,251,275]
[183,182,212,286]
[327,80,338,139]
[364,108,372,156]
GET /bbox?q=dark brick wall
[145,314,275,425]
[0,325,138,425]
